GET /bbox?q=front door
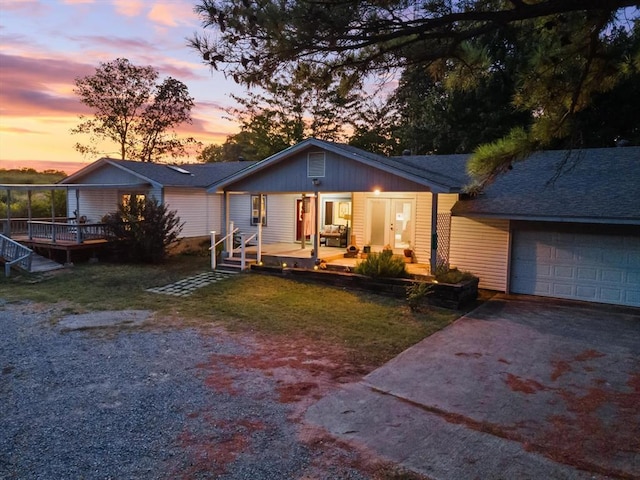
[366,198,414,250]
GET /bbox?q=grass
[0,255,461,366]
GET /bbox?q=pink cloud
[148,2,198,28]
[113,0,145,17]
[0,54,93,117]
[0,126,47,135]
[1,0,49,14]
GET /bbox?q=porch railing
[28,221,109,244]
[0,234,33,277]
[209,227,239,270]
[1,217,68,237]
[233,232,258,270]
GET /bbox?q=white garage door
[511,229,640,307]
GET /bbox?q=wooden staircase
[216,253,257,272]
[1,234,63,276]
[28,252,65,273]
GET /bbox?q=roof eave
[452,211,640,225]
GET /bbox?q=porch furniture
[320,225,347,248]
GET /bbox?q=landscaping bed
[251,264,479,309]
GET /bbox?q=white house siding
[228,193,297,244]
[414,192,432,264]
[450,217,510,291]
[67,189,119,223]
[163,188,221,238]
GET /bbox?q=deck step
[29,253,64,273]
[216,256,257,272]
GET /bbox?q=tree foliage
[191,1,638,189]
[202,69,362,161]
[72,58,200,162]
[102,197,184,263]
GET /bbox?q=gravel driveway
[0,300,391,480]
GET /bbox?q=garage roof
[452,147,640,224]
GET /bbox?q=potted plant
[403,243,414,262]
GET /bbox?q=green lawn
[0,255,461,366]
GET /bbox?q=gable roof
[208,138,469,193]
[60,158,257,189]
[452,147,640,224]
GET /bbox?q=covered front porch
[230,241,432,277]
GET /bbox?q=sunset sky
[0,0,246,174]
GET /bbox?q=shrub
[103,197,184,263]
[355,249,408,278]
[434,267,477,284]
[406,281,433,311]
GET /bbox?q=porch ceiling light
[373,189,381,196]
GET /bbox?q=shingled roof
[451,147,640,224]
[61,158,257,188]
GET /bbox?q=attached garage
[510,226,640,307]
[451,147,640,308]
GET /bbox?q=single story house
[207,139,640,308]
[58,158,256,245]
[37,139,640,307]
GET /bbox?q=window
[121,193,146,220]
[307,152,326,177]
[121,193,146,207]
[250,195,267,226]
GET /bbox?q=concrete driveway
[306,295,640,480]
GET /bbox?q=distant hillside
[0,168,67,184]
[1,169,68,218]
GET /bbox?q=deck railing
[1,217,69,237]
[0,234,33,277]
[28,221,109,244]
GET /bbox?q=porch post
[75,188,80,220]
[27,190,32,239]
[430,193,438,275]
[50,189,55,221]
[300,194,306,250]
[5,189,11,237]
[257,193,263,264]
[313,192,320,263]
[224,191,232,254]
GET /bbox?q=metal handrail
[209,227,239,270]
[0,234,33,277]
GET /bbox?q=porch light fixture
[312,178,321,186]
[374,189,381,196]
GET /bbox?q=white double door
[366,197,415,250]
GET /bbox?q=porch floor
[247,242,431,277]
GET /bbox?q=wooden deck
[12,235,113,264]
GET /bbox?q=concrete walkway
[306,295,640,480]
[145,270,237,297]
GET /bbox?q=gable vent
[307,152,326,177]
